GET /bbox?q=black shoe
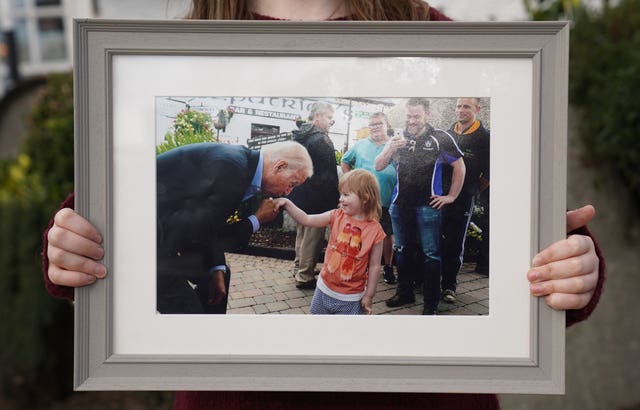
[385,294,415,307]
[422,308,438,315]
[383,265,396,284]
[295,279,316,289]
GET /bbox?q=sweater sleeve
[428,7,453,21]
[565,225,606,327]
[42,192,75,301]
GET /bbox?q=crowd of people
[323,97,488,315]
[150,95,563,317]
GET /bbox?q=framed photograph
[74,20,569,393]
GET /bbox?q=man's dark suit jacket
[156,143,260,285]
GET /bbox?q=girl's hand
[273,198,288,211]
[361,295,373,315]
[528,205,599,310]
[47,208,106,287]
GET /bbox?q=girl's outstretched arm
[274,198,332,228]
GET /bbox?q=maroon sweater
[43,7,606,410]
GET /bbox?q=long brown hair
[187,0,431,21]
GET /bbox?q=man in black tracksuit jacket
[441,98,490,302]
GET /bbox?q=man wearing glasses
[288,101,340,289]
[374,98,465,315]
[341,112,398,284]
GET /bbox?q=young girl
[277,169,385,315]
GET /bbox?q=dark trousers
[441,195,474,292]
[390,204,441,311]
[157,254,231,314]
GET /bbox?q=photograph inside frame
[155,96,490,317]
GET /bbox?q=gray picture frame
[74,19,568,393]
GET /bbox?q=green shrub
[156,108,215,154]
[527,0,640,207]
[569,0,640,205]
[0,72,74,405]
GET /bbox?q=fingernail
[95,265,106,278]
[530,283,544,295]
[85,276,97,285]
[527,269,539,281]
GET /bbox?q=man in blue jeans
[374,98,465,315]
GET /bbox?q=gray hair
[262,141,314,179]
[307,101,334,121]
[369,111,390,126]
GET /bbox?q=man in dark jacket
[441,98,490,303]
[287,101,340,289]
[156,141,313,313]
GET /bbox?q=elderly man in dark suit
[156,141,313,314]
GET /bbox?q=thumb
[566,204,595,233]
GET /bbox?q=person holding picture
[42,1,605,409]
[277,169,385,315]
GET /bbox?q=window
[251,123,280,139]
[9,0,69,75]
[37,16,65,61]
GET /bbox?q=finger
[48,224,104,260]
[529,270,598,297]
[532,234,594,268]
[54,208,102,243]
[48,264,99,287]
[543,291,594,311]
[566,205,595,233]
[528,246,598,282]
[48,243,107,279]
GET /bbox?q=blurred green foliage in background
[0,73,74,406]
[528,0,640,207]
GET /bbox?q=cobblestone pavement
[226,252,489,315]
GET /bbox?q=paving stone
[280,308,306,315]
[239,288,264,298]
[265,301,289,312]
[227,306,256,314]
[284,289,306,299]
[228,297,256,309]
[253,294,276,304]
[286,298,308,309]
[253,304,269,315]
[466,303,489,315]
[226,253,488,316]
